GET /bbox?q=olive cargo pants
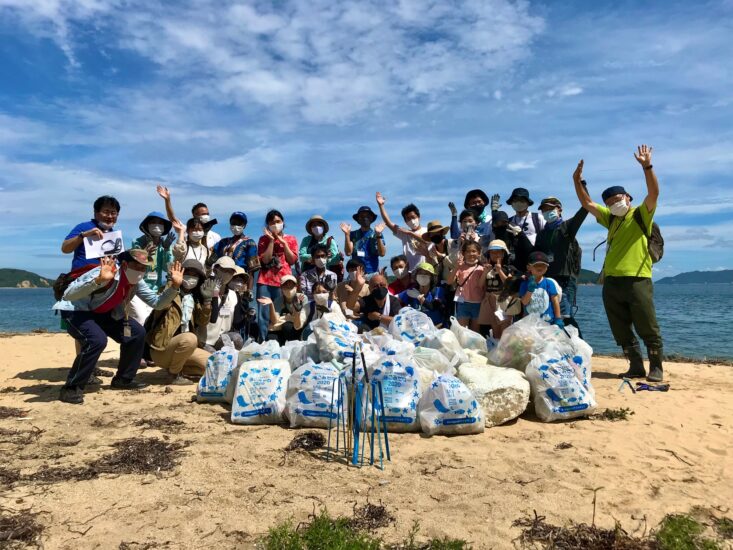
[602,276,663,349]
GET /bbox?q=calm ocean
[1,285,731,359]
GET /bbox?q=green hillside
[0,268,52,288]
[657,269,733,284]
[578,268,601,284]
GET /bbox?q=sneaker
[110,378,149,390]
[59,386,84,404]
[168,374,193,386]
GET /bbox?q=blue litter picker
[326,342,391,469]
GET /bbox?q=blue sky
[1,0,732,278]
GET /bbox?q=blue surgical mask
[542,210,559,223]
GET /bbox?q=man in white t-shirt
[506,187,545,246]
[375,191,426,271]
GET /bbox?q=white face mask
[282,287,296,299]
[230,225,244,236]
[189,231,204,242]
[269,222,283,234]
[311,225,325,237]
[228,279,245,292]
[314,257,327,269]
[406,218,420,230]
[148,223,164,237]
[98,221,114,230]
[314,293,329,306]
[462,223,476,233]
[181,275,199,290]
[609,199,630,217]
[393,267,407,279]
[511,200,529,213]
[197,214,211,224]
[125,267,145,284]
[416,274,431,287]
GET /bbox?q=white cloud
[182,148,281,187]
[505,160,538,171]
[493,90,503,100]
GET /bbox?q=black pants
[63,311,145,389]
[602,276,662,349]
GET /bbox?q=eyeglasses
[99,209,119,217]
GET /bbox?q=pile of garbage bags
[196,308,597,435]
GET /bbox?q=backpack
[593,208,664,264]
[52,263,99,301]
[531,212,541,235]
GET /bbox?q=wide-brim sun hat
[463,189,489,209]
[213,256,237,271]
[118,248,154,267]
[507,187,534,206]
[352,206,378,224]
[487,239,509,253]
[305,215,330,235]
[421,220,451,241]
[181,259,206,279]
[139,211,172,236]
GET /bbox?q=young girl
[478,239,519,339]
[172,218,210,266]
[446,240,486,331]
[519,251,563,327]
[398,262,446,328]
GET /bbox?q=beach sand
[0,333,731,549]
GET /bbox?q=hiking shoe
[110,378,149,390]
[168,375,193,386]
[59,386,84,405]
[87,375,102,386]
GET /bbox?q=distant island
[657,269,733,285]
[578,268,601,285]
[0,268,51,288]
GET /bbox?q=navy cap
[602,186,633,203]
[528,251,550,266]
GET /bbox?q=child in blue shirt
[519,251,563,326]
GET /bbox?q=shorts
[455,301,481,320]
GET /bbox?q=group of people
[53,145,665,405]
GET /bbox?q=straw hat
[305,215,329,235]
[421,220,450,241]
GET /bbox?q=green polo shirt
[595,203,655,279]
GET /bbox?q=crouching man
[53,249,183,404]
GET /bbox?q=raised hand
[263,227,274,240]
[354,270,366,287]
[169,261,183,288]
[573,159,584,183]
[156,185,170,201]
[374,222,386,235]
[448,201,457,216]
[171,218,185,236]
[491,193,501,211]
[340,222,352,235]
[257,296,273,305]
[97,256,117,283]
[199,279,216,303]
[375,191,385,206]
[634,144,653,168]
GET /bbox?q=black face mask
[371,287,389,300]
[471,204,485,215]
[493,226,508,238]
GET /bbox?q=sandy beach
[0,333,731,549]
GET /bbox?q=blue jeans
[63,311,145,389]
[257,284,281,342]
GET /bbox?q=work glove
[491,193,501,212]
[506,224,522,236]
[527,279,538,293]
[552,318,565,329]
[200,279,216,304]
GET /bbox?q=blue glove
[553,318,565,329]
[527,279,538,293]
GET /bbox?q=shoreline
[1,332,731,364]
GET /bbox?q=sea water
[1,285,732,360]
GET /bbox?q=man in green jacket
[573,145,664,382]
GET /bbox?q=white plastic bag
[284,360,341,429]
[196,343,238,403]
[231,359,291,425]
[282,340,310,371]
[450,317,488,354]
[457,363,530,427]
[313,317,361,363]
[389,307,437,345]
[525,345,596,422]
[418,375,484,436]
[413,346,456,375]
[369,355,421,433]
[238,339,282,364]
[489,314,569,370]
[364,332,416,357]
[421,328,468,366]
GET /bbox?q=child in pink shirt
[446,240,486,331]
